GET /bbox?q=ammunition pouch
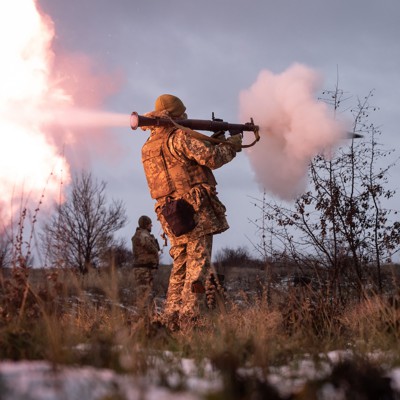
[191,280,205,294]
[161,197,197,237]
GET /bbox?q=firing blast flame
[239,63,349,200]
[0,1,127,229]
[0,0,71,225]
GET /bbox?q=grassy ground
[1,263,400,398]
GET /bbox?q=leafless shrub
[249,88,400,302]
[42,171,127,274]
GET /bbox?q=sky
[3,0,400,263]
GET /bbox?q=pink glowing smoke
[239,63,347,200]
[46,51,126,167]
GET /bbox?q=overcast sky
[36,0,400,261]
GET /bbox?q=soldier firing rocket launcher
[130,111,261,148]
[130,111,362,144]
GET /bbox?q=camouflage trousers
[163,234,216,326]
[133,267,155,312]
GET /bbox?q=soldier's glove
[211,130,226,141]
[227,134,242,152]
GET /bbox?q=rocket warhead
[347,131,363,139]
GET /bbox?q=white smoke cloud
[239,63,347,200]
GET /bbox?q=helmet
[138,215,152,229]
[155,94,186,118]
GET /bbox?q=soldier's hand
[227,134,242,152]
[211,131,226,141]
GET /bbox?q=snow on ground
[1,352,400,400]
[0,360,201,400]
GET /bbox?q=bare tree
[42,171,127,273]
[250,88,400,300]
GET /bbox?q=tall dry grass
[1,259,400,393]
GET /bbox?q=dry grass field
[1,261,400,398]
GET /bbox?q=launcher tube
[130,112,259,136]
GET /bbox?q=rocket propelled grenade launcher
[130,112,261,147]
[130,112,362,142]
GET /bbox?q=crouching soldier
[131,215,160,313]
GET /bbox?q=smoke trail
[239,63,347,200]
[44,108,129,129]
[46,50,126,165]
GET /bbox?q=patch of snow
[0,361,200,400]
[1,351,400,400]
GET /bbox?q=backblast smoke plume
[0,0,124,226]
[239,64,347,200]
[0,0,70,224]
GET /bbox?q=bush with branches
[250,88,400,301]
[42,171,127,273]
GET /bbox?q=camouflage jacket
[131,227,160,267]
[142,126,237,245]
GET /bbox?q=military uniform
[131,220,160,310]
[141,94,240,327]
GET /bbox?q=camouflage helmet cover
[154,94,186,118]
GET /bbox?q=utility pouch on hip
[161,197,197,237]
[191,280,206,294]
